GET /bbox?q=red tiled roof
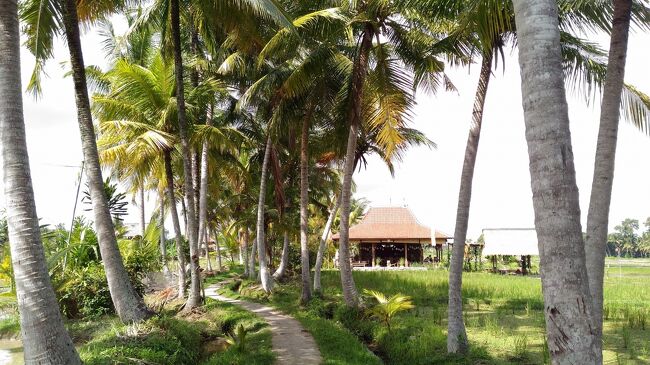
[331,207,450,241]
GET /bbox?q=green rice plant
[542,336,550,364]
[469,298,481,311]
[484,316,500,336]
[432,308,443,326]
[512,334,528,360]
[475,314,486,328]
[627,308,648,330]
[621,325,632,349]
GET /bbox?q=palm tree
[157,188,171,274]
[273,231,290,279]
[0,1,81,362]
[443,0,650,353]
[60,0,152,323]
[512,0,598,362]
[337,15,373,307]
[21,0,159,323]
[94,54,187,298]
[256,136,274,292]
[585,0,640,353]
[164,0,295,309]
[169,0,203,309]
[313,196,340,293]
[256,4,356,300]
[334,0,456,307]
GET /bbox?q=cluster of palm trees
[1,0,650,364]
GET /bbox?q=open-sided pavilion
[332,207,450,267]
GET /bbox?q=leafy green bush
[120,238,161,296]
[334,305,376,342]
[306,297,336,319]
[56,263,114,318]
[51,225,159,318]
[375,326,445,364]
[225,324,249,352]
[79,316,203,365]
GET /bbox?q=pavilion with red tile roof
[332,207,450,267]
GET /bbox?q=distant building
[332,207,450,267]
[481,228,538,274]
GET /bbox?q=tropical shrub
[307,297,336,319]
[364,289,414,331]
[79,316,202,365]
[334,305,376,342]
[120,237,162,296]
[56,262,114,318]
[225,324,250,352]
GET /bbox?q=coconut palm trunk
[338,25,374,307]
[203,226,213,272]
[299,116,312,303]
[164,151,187,298]
[192,150,200,231]
[181,192,188,234]
[170,0,201,308]
[243,229,250,275]
[203,226,213,271]
[273,231,290,279]
[512,0,598,362]
[249,230,257,280]
[159,189,170,275]
[198,116,212,272]
[61,0,150,323]
[139,186,146,236]
[214,229,223,271]
[256,136,274,292]
[447,51,493,354]
[0,2,82,362]
[314,197,339,293]
[585,0,632,353]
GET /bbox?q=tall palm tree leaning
[512,0,598,363]
[337,20,374,307]
[447,50,492,354]
[313,197,340,293]
[299,105,314,303]
[256,136,274,292]
[444,0,650,353]
[0,1,81,362]
[164,151,188,298]
[59,0,151,323]
[170,0,202,309]
[93,55,189,298]
[585,0,634,354]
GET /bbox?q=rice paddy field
[225,258,650,364]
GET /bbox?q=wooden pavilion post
[405,243,408,267]
[371,243,376,267]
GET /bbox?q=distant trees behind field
[607,218,650,258]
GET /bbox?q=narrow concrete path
[204,284,322,365]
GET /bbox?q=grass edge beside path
[205,271,382,365]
